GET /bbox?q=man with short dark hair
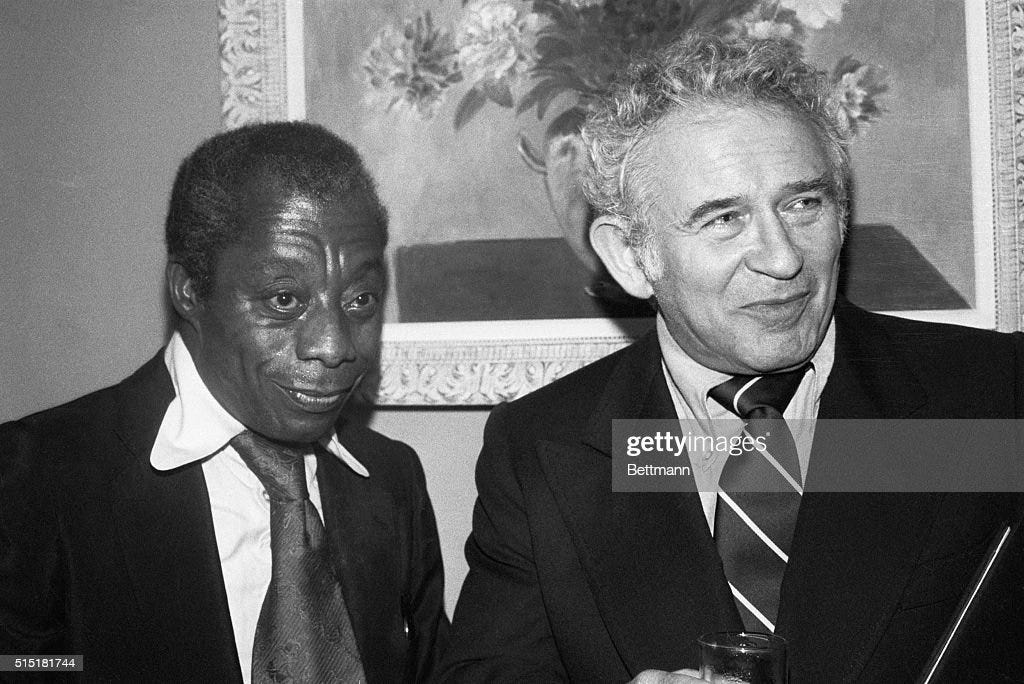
[0,122,449,682]
[441,34,1024,682]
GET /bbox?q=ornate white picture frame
[219,0,1024,406]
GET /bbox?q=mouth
[277,384,353,414]
[740,292,811,322]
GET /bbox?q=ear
[166,261,202,323]
[589,215,654,300]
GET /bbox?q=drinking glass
[698,631,787,683]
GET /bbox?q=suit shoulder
[863,307,1013,339]
[1,353,168,475]
[3,352,166,439]
[508,342,631,411]
[849,307,1023,364]
[2,381,127,450]
[0,380,136,520]
[488,332,656,442]
[839,306,1024,413]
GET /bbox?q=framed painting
[219,0,1024,405]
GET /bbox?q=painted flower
[724,3,804,42]
[833,56,888,134]
[363,0,886,138]
[724,17,797,41]
[778,0,847,30]
[745,20,796,39]
[455,0,541,83]
[363,13,460,117]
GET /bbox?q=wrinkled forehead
[633,102,837,191]
[645,99,826,156]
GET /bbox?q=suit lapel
[315,429,400,683]
[537,334,741,674]
[110,354,242,681]
[776,304,940,681]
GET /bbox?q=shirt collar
[150,331,369,478]
[656,310,836,421]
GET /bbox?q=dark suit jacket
[0,352,449,683]
[440,302,1024,683]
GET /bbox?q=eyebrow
[684,196,743,228]
[344,257,387,281]
[675,174,837,230]
[784,175,837,199]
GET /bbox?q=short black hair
[165,121,388,298]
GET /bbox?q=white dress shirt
[150,331,369,682]
[656,313,835,530]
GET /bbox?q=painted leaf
[517,77,566,117]
[454,86,489,130]
[480,78,515,108]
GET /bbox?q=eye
[700,210,746,235]
[786,196,822,211]
[267,291,304,315]
[345,291,379,316]
[707,211,741,227]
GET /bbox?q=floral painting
[363,0,884,133]
[303,0,978,323]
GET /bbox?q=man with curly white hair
[440,32,1024,683]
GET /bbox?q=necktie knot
[708,363,812,419]
[230,430,310,502]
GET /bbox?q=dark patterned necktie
[230,430,366,684]
[708,364,811,633]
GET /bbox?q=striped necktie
[231,430,366,684]
[708,364,811,633]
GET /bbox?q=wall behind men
[0,0,482,611]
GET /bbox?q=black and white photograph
[2,0,1024,681]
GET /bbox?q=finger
[631,669,705,683]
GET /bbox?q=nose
[296,300,357,368]
[743,211,803,279]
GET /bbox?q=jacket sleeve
[437,405,569,683]
[0,419,67,659]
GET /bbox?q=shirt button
[262,489,270,501]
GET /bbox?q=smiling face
[172,184,386,444]
[630,105,843,374]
